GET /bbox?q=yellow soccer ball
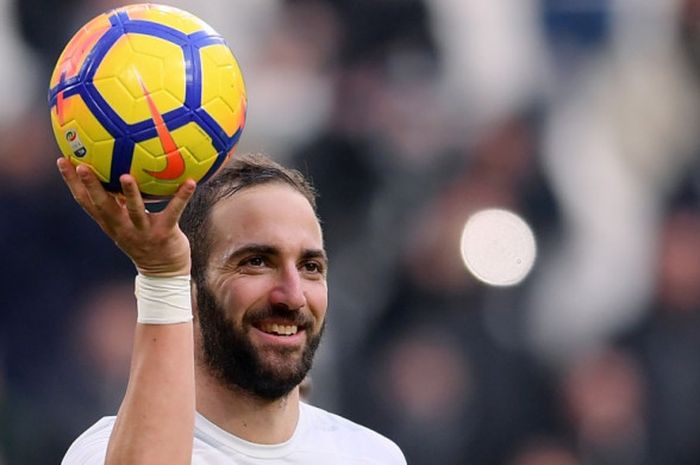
[48,3,247,200]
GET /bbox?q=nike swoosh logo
[135,70,186,180]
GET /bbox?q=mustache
[243,305,315,329]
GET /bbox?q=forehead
[208,182,323,253]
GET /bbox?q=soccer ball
[48,3,246,200]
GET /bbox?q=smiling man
[58,153,405,465]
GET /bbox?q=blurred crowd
[2,0,700,464]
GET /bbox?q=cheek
[307,282,328,320]
[216,278,268,320]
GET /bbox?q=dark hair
[180,153,318,286]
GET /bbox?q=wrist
[135,261,191,278]
[134,274,193,324]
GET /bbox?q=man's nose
[269,264,306,310]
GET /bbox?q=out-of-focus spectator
[338,112,560,465]
[0,0,40,121]
[61,279,135,429]
[371,326,472,465]
[427,0,549,127]
[0,109,55,185]
[402,114,559,294]
[527,0,700,368]
[0,355,69,465]
[619,205,700,465]
[560,347,649,465]
[679,0,700,82]
[3,280,135,465]
[0,0,47,185]
[240,0,339,160]
[509,437,581,465]
[354,272,553,465]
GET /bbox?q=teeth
[261,323,298,336]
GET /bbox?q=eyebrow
[300,248,328,265]
[226,243,328,265]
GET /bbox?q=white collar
[194,403,307,459]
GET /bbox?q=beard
[195,282,324,400]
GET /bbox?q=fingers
[58,157,195,232]
[120,174,148,230]
[57,158,100,218]
[75,164,122,219]
[162,179,196,229]
[57,158,124,233]
[58,158,193,275]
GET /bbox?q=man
[57,153,406,464]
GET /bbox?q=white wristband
[134,274,193,324]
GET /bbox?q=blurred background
[2,0,700,463]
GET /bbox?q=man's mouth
[259,322,300,337]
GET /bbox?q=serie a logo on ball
[48,3,247,200]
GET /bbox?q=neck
[194,363,301,444]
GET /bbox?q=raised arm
[58,158,196,465]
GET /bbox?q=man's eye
[303,261,324,274]
[243,256,265,267]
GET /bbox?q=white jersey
[62,402,406,465]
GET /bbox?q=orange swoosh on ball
[135,71,186,180]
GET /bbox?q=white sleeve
[62,444,107,465]
[61,418,113,465]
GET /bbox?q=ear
[191,281,199,324]
[190,281,206,361]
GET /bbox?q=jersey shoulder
[61,416,115,465]
[301,403,406,464]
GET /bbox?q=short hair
[180,153,318,286]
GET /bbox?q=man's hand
[57,157,196,277]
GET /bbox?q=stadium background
[2,0,700,464]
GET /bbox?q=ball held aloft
[48,3,247,200]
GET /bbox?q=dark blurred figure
[679,0,700,81]
[618,205,700,465]
[369,326,472,465]
[57,280,135,434]
[0,280,134,464]
[331,0,436,67]
[337,112,560,465]
[0,355,66,464]
[509,437,581,465]
[0,168,133,393]
[559,347,649,465]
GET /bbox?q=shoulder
[300,403,406,464]
[61,416,116,465]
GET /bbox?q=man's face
[195,183,328,399]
